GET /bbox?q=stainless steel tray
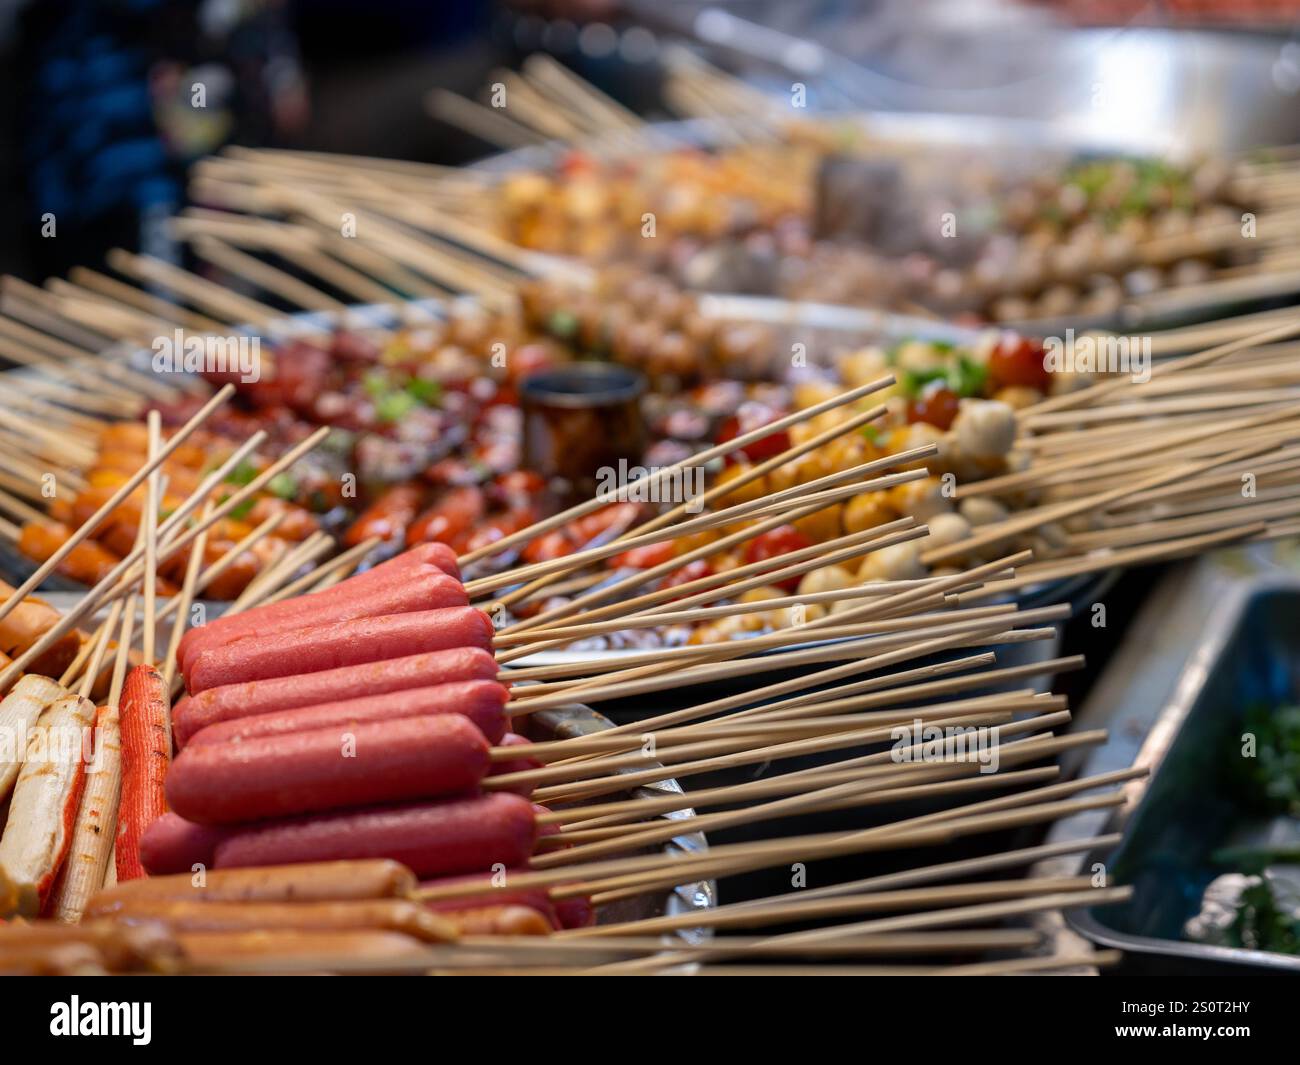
[1067,573,1300,973]
[526,702,714,937]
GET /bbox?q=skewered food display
[495,146,1260,324]
[2,33,1300,982]
[0,377,1146,976]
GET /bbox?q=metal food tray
[1067,573,1300,974]
[525,702,715,938]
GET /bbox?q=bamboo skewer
[162,501,212,691]
[0,385,234,629]
[459,375,899,566]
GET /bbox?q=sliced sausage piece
[0,694,96,910]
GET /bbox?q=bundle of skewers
[4,230,1300,653]
[1,375,1143,975]
[201,49,1300,329]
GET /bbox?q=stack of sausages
[134,542,583,936]
[4,860,471,973]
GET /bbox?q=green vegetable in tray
[405,377,442,405]
[375,390,417,423]
[894,343,988,400]
[267,472,299,501]
[548,309,579,339]
[1226,879,1300,956]
[1233,703,1300,815]
[224,460,259,487]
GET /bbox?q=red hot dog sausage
[177,565,467,675]
[174,541,458,668]
[139,813,237,876]
[173,647,497,746]
[212,793,537,879]
[185,607,494,694]
[185,680,509,749]
[487,733,542,798]
[167,715,490,825]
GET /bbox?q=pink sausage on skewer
[184,679,509,749]
[167,715,490,825]
[212,793,537,879]
[139,813,237,875]
[184,607,495,694]
[175,542,457,665]
[173,647,498,746]
[177,562,465,674]
[487,733,542,798]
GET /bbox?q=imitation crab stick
[172,647,499,746]
[184,607,495,694]
[0,693,97,911]
[47,705,123,922]
[115,665,171,882]
[0,675,68,800]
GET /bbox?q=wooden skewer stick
[581,875,1097,942]
[0,425,326,694]
[189,237,348,314]
[162,502,212,690]
[539,765,1066,868]
[568,793,1124,906]
[68,266,227,335]
[495,500,928,651]
[471,429,916,598]
[259,536,381,606]
[153,512,285,630]
[757,886,1132,948]
[505,552,1036,707]
[0,385,234,629]
[1022,315,1300,419]
[544,718,1048,829]
[525,707,1069,808]
[418,789,1122,905]
[491,404,891,613]
[458,375,899,566]
[141,413,162,668]
[494,516,928,650]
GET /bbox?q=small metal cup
[520,362,647,506]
